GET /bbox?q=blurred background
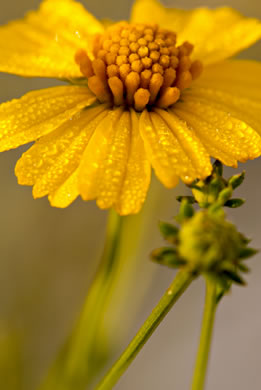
[0,0,261,389]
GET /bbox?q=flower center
[75,22,203,111]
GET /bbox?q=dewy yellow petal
[0,86,96,152]
[184,87,261,135]
[155,108,212,179]
[175,99,261,162]
[15,104,107,195]
[173,108,238,167]
[79,108,124,202]
[48,168,80,208]
[115,109,151,215]
[194,60,261,101]
[0,0,104,78]
[140,109,193,187]
[131,0,261,64]
[96,111,132,210]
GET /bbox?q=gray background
[0,1,260,389]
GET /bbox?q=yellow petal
[195,60,261,101]
[184,84,261,136]
[15,104,107,203]
[0,0,104,78]
[173,107,238,167]
[115,109,151,215]
[155,109,212,180]
[0,86,96,152]
[139,109,210,187]
[48,168,80,208]
[79,108,132,209]
[176,98,261,162]
[131,0,261,64]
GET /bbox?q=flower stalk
[191,279,218,390]
[95,270,195,390]
[40,209,124,390]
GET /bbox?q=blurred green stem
[191,280,217,390]
[40,209,124,390]
[95,270,195,390]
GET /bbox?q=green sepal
[176,200,194,223]
[237,263,250,273]
[158,221,179,243]
[217,187,233,205]
[222,270,246,285]
[176,195,196,204]
[224,198,245,208]
[213,160,223,176]
[209,177,224,195]
[151,247,186,268]
[228,171,245,190]
[239,247,258,259]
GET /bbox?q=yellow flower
[0,0,261,215]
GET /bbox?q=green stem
[191,280,217,390]
[40,209,124,390]
[95,270,195,390]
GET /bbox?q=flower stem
[191,279,218,390]
[95,270,195,390]
[40,209,124,390]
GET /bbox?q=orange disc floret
[75,22,203,111]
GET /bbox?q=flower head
[0,0,261,215]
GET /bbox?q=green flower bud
[178,211,246,273]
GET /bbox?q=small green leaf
[176,195,196,204]
[237,263,250,273]
[228,171,245,189]
[239,247,258,259]
[222,270,246,285]
[150,247,186,268]
[224,198,245,208]
[217,187,233,205]
[176,200,194,222]
[159,221,179,243]
[213,160,223,176]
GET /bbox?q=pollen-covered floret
[75,22,203,111]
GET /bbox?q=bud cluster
[151,161,257,294]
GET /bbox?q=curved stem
[95,270,195,390]
[191,279,217,390]
[40,209,124,390]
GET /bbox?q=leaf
[213,160,223,176]
[150,247,186,268]
[222,270,246,285]
[237,263,250,273]
[218,187,233,205]
[228,171,245,190]
[176,195,196,204]
[224,198,245,208]
[239,247,258,259]
[159,221,179,243]
[176,200,194,223]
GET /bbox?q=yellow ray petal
[15,105,107,202]
[115,109,151,215]
[131,0,261,65]
[176,98,261,162]
[79,108,133,209]
[139,109,204,187]
[194,60,261,102]
[0,86,96,152]
[0,0,104,78]
[48,168,80,208]
[155,108,212,179]
[184,86,261,135]
[174,109,238,167]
